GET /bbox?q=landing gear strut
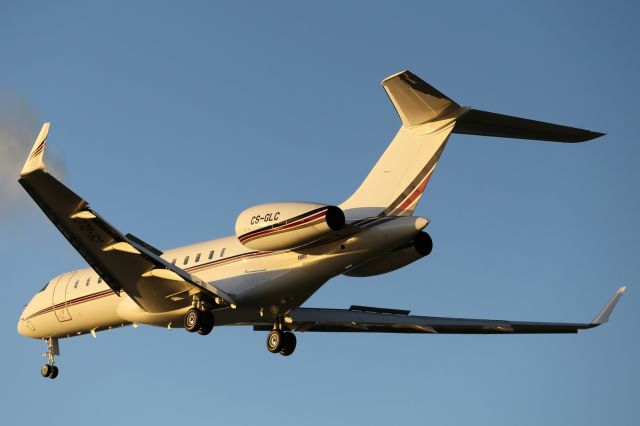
[41,337,59,379]
[266,322,297,356]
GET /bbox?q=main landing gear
[266,326,297,356]
[184,308,215,335]
[41,337,59,380]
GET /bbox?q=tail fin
[382,70,461,126]
[340,70,604,220]
[340,71,465,219]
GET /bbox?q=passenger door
[52,271,74,322]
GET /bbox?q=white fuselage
[18,216,427,340]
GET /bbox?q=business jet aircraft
[18,70,625,379]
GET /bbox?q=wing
[19,123,235,313]
[254,287,626,334]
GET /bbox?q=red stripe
[188,250,272,272]
[30,142,45,158]
[239,210,327,242]
[25,289,115,320]
[391,170,433,215]
[239,210,327,243]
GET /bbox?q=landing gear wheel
[266,329,284,353]
[184,308,201,332]
[41,364,52,378]
[197,311,214,335]
[279,332,297,356]
[49,365,59,379]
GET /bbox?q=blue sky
[1,1,638,425]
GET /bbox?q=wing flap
[275,308,585,334]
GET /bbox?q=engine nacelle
[235,202,345,251]
[344,231,432,277]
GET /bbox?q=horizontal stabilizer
[453,109,604,142]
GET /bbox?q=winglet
[20,123,50,177]
[592,286,626,325]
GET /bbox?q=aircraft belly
[213,268,326,307]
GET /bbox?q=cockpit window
[39,282,49,292]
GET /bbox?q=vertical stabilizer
[340,71,466,220]
[382,71,461,127]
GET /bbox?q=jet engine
[344,231,432,277]
[235,202,345,251]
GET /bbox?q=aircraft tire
[49,365,59,379]
[41,364,52,378]
[197,311,214,335]
[279,332,297,356]
[184,308,201,332]
[266,329,284,353]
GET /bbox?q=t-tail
[340,70,604,221]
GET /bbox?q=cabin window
[171,258,176,265]
[86,277,91,286]
[195,253,201,262]
[74,280,79,289]
[208,250,214,260]
[97,277,102,284]
[183,255,189,265]
[220,248,226,257]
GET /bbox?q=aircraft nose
[17,318,27,336]
[17,308,35,337]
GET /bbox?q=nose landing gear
[40,337,59,379]
[41,364,58,379]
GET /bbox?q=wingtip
[20,122,50,177]
[592,286,627,325]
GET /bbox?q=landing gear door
[52,271,74,322]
